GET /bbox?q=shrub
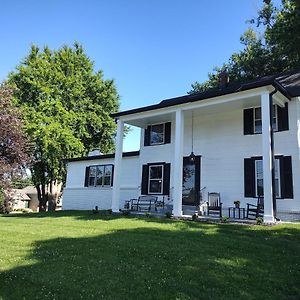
[221,216,229,223]
[192,213,198,221]
[256,217,263,225]
[122,210,130,216]
[145,212,151,218]
[165,211,172,219]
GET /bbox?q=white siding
[63,156,140,210]
[64,97,300,213]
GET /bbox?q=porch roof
[112,69,300,118]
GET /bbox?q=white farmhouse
[63,70,300,222]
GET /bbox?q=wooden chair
[246,197,264,219]
[207,192,222,217]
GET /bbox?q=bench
[129,195,158,212]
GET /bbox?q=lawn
[0,211,299,300]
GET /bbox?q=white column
[111,119,124,212]
[261,93,275,223]
[172,109,184,217]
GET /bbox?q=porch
[112,85,291,224]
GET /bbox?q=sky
[0,0,274,152]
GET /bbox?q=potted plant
[234,200,240,208]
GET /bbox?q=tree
[0,82,29,212]
[190,0,300,93]
[9,43,120,211]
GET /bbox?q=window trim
[149,123,165,146]
[88,164,114,187]
[253,105,278,134]
[148,164,164,194]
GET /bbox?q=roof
[112,69,300,118]
[66,150,140,163]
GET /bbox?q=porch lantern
[189,112,196,163]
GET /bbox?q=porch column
[261,93,275,223]
[172,109,184,217]
[111,119,124,213]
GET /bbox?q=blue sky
[0,0,272,151]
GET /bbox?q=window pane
[150,166,162,179]
[256,160,263,179]
[103,176,111,186]
[89,166,96,177]
[150,124,164,144]
[255,120,262,133]
[89,177,95,186]
[105,165,112,176]
[257,179,264,196]
[96,166,104,186]
[255,107,261,119]
[149,180,162,193]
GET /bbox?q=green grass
[0,211,299,300]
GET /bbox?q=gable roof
[112,69,300,118]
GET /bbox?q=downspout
[269,88,277,220]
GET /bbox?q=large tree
[0,83,29,212]
[190,0,300,93]
[9,43,120,211]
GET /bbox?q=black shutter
[277,103,289,132]
[244,108,254,135]
[84,166,90,187]
[194,156,201,205]
[244,158,255,197]
[141,165,149,195]
[144,126,150,146]
[163,163,171,195]
[280,156,293,199]
[164,122,171,144]
[111,165,114,186]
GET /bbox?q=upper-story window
[254,105,278,134]
[85,164,113,187]
[150,124,165,145]
[244,103,288,135]
[144,122,171,146]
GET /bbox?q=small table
[229,207,246,219]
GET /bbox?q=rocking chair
[207,192,222,217]
[246,197,264,219]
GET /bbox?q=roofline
[111,74,292,118]
[65,150,140,163]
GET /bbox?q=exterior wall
[64,97,300,213]
[139,98,300,212]
[63,156,140,210]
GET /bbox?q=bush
[165,211,172,219]
[192,213,198,221]
[221,216,229,223]
[122,210,130,216]
[256,217,263,225]
[145,212,151,218]
[13,208,33,213]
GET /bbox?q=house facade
[63,71,300,222]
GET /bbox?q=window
[254,105,278,134]
[150,124,165,145]
[148,165,164,194]
[255,159,281,198]
[87,164,113,187]
[144,122,171,146]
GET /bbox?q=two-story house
[63,70,300,222]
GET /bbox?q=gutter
[269,88,278,220]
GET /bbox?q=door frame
[182,155,201,206]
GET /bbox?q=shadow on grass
[0,222,299,299]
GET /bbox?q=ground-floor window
[85,164,114,187]
[244,156,293,199]
[148,165,163,194]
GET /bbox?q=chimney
[218,70,229,88]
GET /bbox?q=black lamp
[189,112,196,162]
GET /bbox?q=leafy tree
[190,0,300,93]
[9,43,120,211]
[0,83,29,212]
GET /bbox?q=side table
[228,207,246,219]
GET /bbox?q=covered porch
[112,85,290,223]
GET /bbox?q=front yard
[0,211,299,300]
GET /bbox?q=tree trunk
[47,180,61,211]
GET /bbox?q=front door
[182,156,201,206]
